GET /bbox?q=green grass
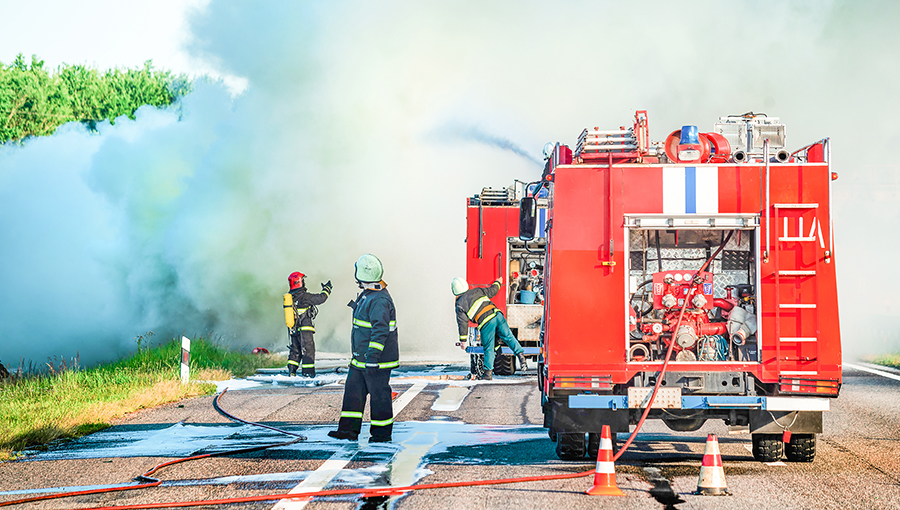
[0,338,286,459]
[868,353,900,370]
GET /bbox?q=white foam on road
[272,380,427,510]
[8,421,546,497]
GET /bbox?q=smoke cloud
[1,0,898,366]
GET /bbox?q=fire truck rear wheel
[785,434,816,462]
[493,354,516,376]
[555,432,586,460]
[751,433,784,462]
[587,431,617,459]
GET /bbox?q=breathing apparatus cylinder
[283,293,295,330]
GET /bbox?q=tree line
[0,54,190,144]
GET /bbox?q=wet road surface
[1,362,898,509]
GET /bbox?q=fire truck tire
[555,432,586,460]
[751,433,784,462]
[493,354,516,376]
[469,354,485,379]
[587,431,617,459]
[785,434,816,462]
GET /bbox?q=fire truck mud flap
[749,410,822,434]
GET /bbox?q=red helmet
[288,272,305,289]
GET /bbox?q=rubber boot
[483,370,492,380]
[517,352,528,370]
[288,365,297,377]
[327,430,359,441]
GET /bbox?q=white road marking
[431,386,471,412]
[272,448,355,510]
[844,362,900,382]
[272,381,428,509]
[393,382,427,415]
[388,431,439,487]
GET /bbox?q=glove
[322,280,333,293]
[457,339,467,351]
[494,276,503,286]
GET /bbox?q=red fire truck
[463,183,548,375]
[464,111,841,462]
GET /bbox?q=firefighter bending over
[284,271,332,377]
[454,276,527,380]
[328,254,399,443]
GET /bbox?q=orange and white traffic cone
[585,425,625,496]
[696,434,729,495]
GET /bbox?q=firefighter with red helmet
[328,254,398,443]
[453,276,527,380]
[284,271,332,377]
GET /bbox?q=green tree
[0,55,74,142]
[0,54,190,143]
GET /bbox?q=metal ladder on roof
[773,203,821,384]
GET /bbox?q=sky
[1,0,898,367]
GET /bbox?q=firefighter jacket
[349,288,399,370]
[288,287,330,334]
[455,280,501,342]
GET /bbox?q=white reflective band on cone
[595,461,616,474]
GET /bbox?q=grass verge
[0,338,286,460]
[867,353,900,370]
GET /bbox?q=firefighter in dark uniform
[284,271,332,377]
[453,276,527,380]
[328,254,398,443]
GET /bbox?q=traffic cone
[696,434,729,495]
[585,425,625,496]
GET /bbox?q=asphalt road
[1,362,898,510]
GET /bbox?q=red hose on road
[11,241,734,509]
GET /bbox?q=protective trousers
[479,313,525,371]
[336,367,393,440]
[288,331,316,377]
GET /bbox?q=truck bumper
[567,394,831,412]
[465,346,542,355]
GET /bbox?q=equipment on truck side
[465,111,841,462]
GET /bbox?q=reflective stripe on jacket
[455,281,501,338]
[350,288,399,370]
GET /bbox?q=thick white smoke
[1,0,898,366]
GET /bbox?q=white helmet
[355,254,384,283]
[451,277,468,296]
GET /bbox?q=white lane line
[844,362,900,382]
[272,381,428,509]
[272,448,355,510]
[431,386,470,412]
[393,382,427,415]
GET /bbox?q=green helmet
[355,254,384,283]
[451,277,468,295]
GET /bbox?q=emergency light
[678,125,701,162]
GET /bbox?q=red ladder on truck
[773,203,821,392]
